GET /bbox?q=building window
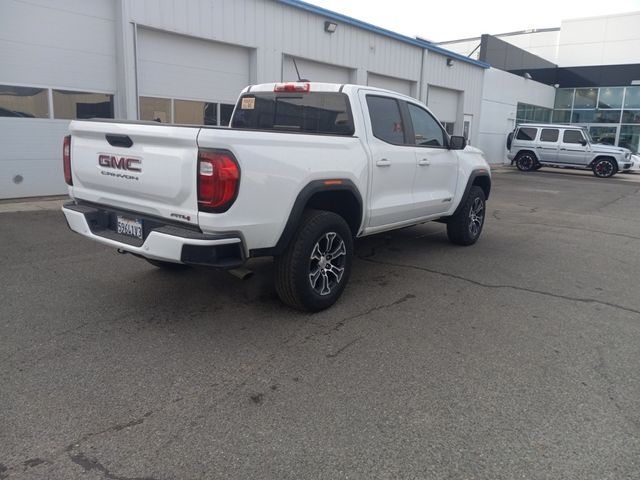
[598,87,624,109]
[0,85,49,118]
[624,87,640,109]
[619,125,640,154]
[139,97,171,123]
[174,99,217,125]
[573,88,598,109]
[516,102,551,124]
[552,110,571,123]
[52,90,113,119]
[622,110,640,124]
[554,89,574,109]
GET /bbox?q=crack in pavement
[489,214,640,242]
[326,294,416,335]
[358,257,640,317]
[326,336,363,358]
[69,452,160,480]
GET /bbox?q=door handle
[418,158,431,166]
[560,148,567,151]
[376,158,391,167]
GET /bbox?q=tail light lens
[197,149,240,213]
[63,135,72,185]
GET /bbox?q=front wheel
[592,158,617,178]
[446,186,486,246]
[274,210,353,312]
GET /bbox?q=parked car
[507,123,633,178]
[61,82,491,311]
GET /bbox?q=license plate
[116,215,143,239]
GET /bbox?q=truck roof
[242,82,418,101]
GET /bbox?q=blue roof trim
[277,0,490,69]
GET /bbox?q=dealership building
[1,0,639,199]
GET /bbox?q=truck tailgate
[68,120,200,225]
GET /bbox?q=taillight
[274,82,310,93]
[197,149,240,213]
[63,135,72,185]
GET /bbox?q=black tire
[274,209,353,312]
[145,258,190,270]
[515,152,537,171]
[447,186,486,246]
[592,158,617,178]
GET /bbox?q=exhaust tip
[228,267,253,280]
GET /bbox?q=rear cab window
[231,91,354,135]
[516,127,538,141]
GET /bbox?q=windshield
[581,128,594,143]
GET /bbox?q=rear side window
[540,129,559,142]
[231,92,354,135]
[516,127,537,141]
[366,96,405,144]
[563,130,585,144]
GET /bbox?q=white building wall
[477,68,556,164]
[0,0,487,199]
[0,0,116,198]
[423,53,484,143]
[557,12,640,66]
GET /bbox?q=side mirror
[449,135,466,150]
[580,139,588,146]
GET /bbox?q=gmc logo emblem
[98,155,141,172]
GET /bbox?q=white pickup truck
[62,82,491,311]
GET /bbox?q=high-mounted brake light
[197,149,240,213]
[63,135,72,185]
[274,82,311,93]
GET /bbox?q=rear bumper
[62,202,245,268]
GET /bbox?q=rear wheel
[515,152,537,171]
[592,158,617,178]
[447,186,486,246]
[274,210,353,312]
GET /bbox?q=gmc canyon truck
[62,82,491,311]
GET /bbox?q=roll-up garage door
[283,56,353,84]
[367,72,413,97]
[427,86,459,123]
[137,28,250,103]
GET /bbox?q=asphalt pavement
[1,168,639,479]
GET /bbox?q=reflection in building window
[174,99,218,125]
[0,85,49,118]
[53,90,113,119]
[139,97,171,123]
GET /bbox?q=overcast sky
[307,0,640,42]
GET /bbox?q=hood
[591,143,631,154]
[464,145,483,155]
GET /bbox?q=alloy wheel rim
[468,197,485,237]
[309,232,346,296]
[520,156,533,169]
[596,161,613,177]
